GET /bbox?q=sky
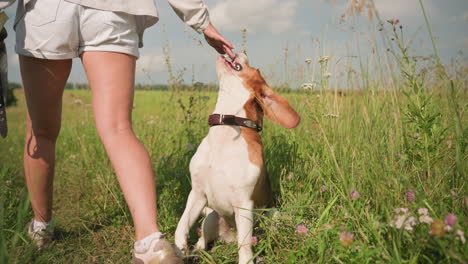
[2,0,467,86]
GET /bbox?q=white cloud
[210,0,298,34]
[136,49,166,80]
[373,0,437,19]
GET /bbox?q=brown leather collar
[208,114,262,132]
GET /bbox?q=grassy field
[0,81,466,263]
[1,4,467,262]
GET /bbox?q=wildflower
[296,225,309,235]
[251,236,258,246]
[445,214,457,227]
[395,208,409,214]
[320,185,328,192]
[413,133,420,138]
[287,172,294,180]
[318,56,330,64]
[418,208,428,215]
[396,153,402,159]
[418,208,433,224]
[339,232,354,248]
[403,216,417,231]
[196,227,202,237]
[74,99,83,104]
[406,189,416,202]
[391,208,417,230]
[419,215,433,224]
[350,189,361,200]
[456,230,465,244]
[305,58,312,64]
[451,190,458,197]
[430,220,446,237]
[324,72,332,78]
[256,257,265,263]
[387,19,400,25]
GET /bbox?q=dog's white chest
[189,126,261,216]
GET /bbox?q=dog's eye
[234,63,243,71]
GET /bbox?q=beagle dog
[175,53,300,264]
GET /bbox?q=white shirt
[1,0,210,34]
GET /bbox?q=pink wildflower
[296,225,309,235]
[350,189,361,200]
[339,232,354,248]
[196,227,202,237]
[320,185,328,192]
[445,214,457,227]
[406,189,416,202]
[251,236,258,246]
[450,190,458,197]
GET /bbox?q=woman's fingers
[203,23,235,58]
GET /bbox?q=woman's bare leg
[81,51,159,240]
[20,55,72,222]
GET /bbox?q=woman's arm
[167,0,234,58]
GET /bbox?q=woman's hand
[203,23,235,59]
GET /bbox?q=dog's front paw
[174,239,188,257]
[173,245,186,259]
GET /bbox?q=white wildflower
[419,215,433,224]
[404,216,417,231]
[417,208,429,215]
[394,214,407,229]
[456,230,465,244]
[395,208,409,214]
[305,58,312,64]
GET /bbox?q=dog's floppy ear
[256,85,300,129]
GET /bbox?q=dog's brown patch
[239,66,274,208]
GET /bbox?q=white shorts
[15,0,140,59]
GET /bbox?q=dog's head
[216,53,300,129]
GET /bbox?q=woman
[10,0,234,263]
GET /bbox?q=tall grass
[0,1,466,263]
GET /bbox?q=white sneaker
[132,234,183,264]
[27,220,54,250]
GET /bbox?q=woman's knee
[95,120,134,143]
[26,117,62,143]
